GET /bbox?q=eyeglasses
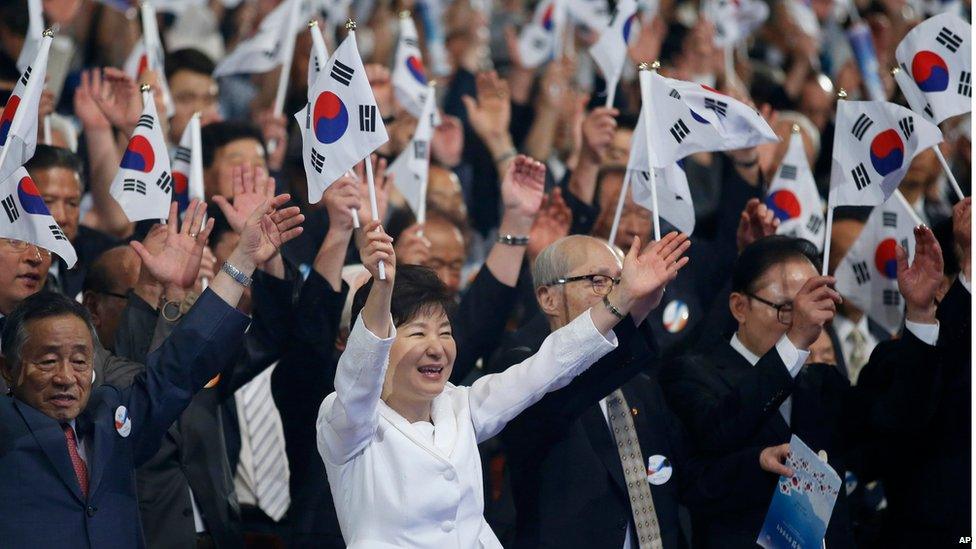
[548,274,620,296]
[745,292,794,325]
[0,239,51,258]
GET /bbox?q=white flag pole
[554,0,566,60]
[932,145,965,201]
[638,61,662,241]
[608,170,631,246]
[892,188,926,227]
[42,115,51,144]
[605,82,617,109]
[821,198,834,276]
[0,28,52,175]
[268,0,302,155]
[363,156,387,280]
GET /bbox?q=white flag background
[307,21,330,89]
[641,71,778,168]
[16,0,43,73]
[213,0,305,77]
[0,33,51,183]
[589,0,639,94]
[0,167,77,267]
[124,2,175,117]
[702,0,769,47]
[295,32,389,202]
[388,89,437,216]
[834,195,917,336]
[172,113,205,213]
[828,100,942,207]
[767,131,825,251]
[894,13,972,124]
[109,93,174,221]
[393,15,431,119]
[518,0,568,69]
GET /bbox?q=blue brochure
[757,435,841,549]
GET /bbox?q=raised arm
[317,221,396,464]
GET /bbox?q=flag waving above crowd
[392,12,430,119]
[894,13,972,124]
[109,87,174,221]
[518,0,568,69]
[388,87,436,219]
[767,128,825,251]
[124,2,175,117]
[0,30,51,183]
[0,167,77,268]
[213,0,305,77]
[589,0,639,102]
[172,113,205,214]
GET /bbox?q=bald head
[82,246,140,351]
[533,235,621,330]
[427,166,467,225]
[423,215,466,295]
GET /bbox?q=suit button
[441,520,454,533]
[86,505,97,517]
[443,469,456,481]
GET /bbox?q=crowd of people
[0,0,970,548]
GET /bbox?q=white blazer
[316,311,618,548]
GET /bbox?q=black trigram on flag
[1,194,19,223]
[305,102,311,129]
[882,289,901,306]
[313,56,321,73]
[852,260,871,284]
[175,146,191,164]
[923,103,933,118]
[331,59,355,86]
[413,140,428,160]
[404,38,419,48]
[20,66,31,86]
[937,26,963,53]
[137,115,154,130]
[669,119,690,144]
[359,105,377,132]
[532,37,546,50]
[49,224,67,241]
[156,172,173,194]
[958,71,972,97]
[704,97,728,118]
[851,113,873,141]
[851,163,872,190]
[883,211,898,227]
[311,149,325,173]
[668,89,681,100]
[779,164,797,180]
[806,214,823,234]
[263,41,280,60]
[898,117,914,141]
[123,179,147,195]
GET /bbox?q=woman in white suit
[316,165,691,548]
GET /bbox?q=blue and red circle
[869,129,905,177]
[765,190,802,221]
[690,109,709,124]
[622,13,639,43]
[17,176,48,215]
[911,50,950,93]
[541,4,555,31]
[172,171,189,210]
[0,95,20,147]
[120,135,155,173]
[406,55,427,85]
[313,91,348,145]
[874,238,899,279]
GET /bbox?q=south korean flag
[894,13,971,124]
[834,193,917,337]
[828,100,942,207]
[295,31,389,203]
[702,0,769,47]
[0,31,52,183]
[642,70,778,168]
[123,2,175,118]
[518,0,568,69]
[109,90,174,221]
[766,129,825,251]
[171,113,204,214]
[393,13,431,119]
[0,167,77,268]
[307,19,329,89]
[387,88,436,218]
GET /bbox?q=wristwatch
[603,295,625,320]
[496,234,529,246]
[222,262,253,288]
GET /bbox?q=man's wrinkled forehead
[563,238,620,276]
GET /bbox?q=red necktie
[62,424,89,499]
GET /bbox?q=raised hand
[527,188,572,262]
[737,198,780,252]
[235,194,305,267]
[395,223,432,265]
[500,155,546,232]
[615,232,691,314]
[580,107,618,165]
[74,69,112,131]
[130,200,214,291]
[92,67,144,134]
[461,71,513,157]
[323,174,363,233]
[897,225,944,324]
[212,165,277,233]
[359,220,396,286]
[786,276,842,350]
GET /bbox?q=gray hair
[2,292,98,377]
[531,235,617,289]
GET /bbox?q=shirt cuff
[775,334,809,378]
[905,320,940,346]
[960,272,971,294]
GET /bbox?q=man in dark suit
[661,232,945,548]
[493,233,693,549]
[0,195,302,547]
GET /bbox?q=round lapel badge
[662,300,689,333]
[646,455,672,485]
[114,405,131,438]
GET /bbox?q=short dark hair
[732,235,821,294]
[25,145,85,189]
[201,121,265,169]
[165,48,216,80]
[0,0,29,36]
[351,265,456,329]
[82,245,130,295]
[2,292,96,371]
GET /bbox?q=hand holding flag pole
[638,61,662,242]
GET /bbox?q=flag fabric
[703,0,769,47]
[518,0,568,69]
[213,0,305,77]
[627,106,696,235]
[828,100,942,207]
[566,0,612,31]
[588,0,639,94]
[171,113,204,214]
[766,130,825,251]
[16,0,43,73]
[0,167,78,268]
[294,31,389,203]
[387,89,436,216]
[834,194,917,336]
[393,14,432,119]
[147,0,208,13]
[109,92,174,221]
[307,21,330,89]
[894,13,971,124]
[640,70,778,168]
[124,2,175,118]
[785,0,821,43]
[0,33,51,183]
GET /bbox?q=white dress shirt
[730,333,809,424]
[317,310,618,549]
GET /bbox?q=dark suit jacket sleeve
[660,349,795,455]
[113,292,160,362]
[96,346,145,388]
[450,266,520,383]
[120,289,249,466]
[680,445,774,511]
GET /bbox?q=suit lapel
[580,402,627,492]
[378,400,452,465]
[85,407,112,498]
[713,344,792,442]
[13,399,85,502]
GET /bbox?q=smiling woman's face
[384,306,457,406]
